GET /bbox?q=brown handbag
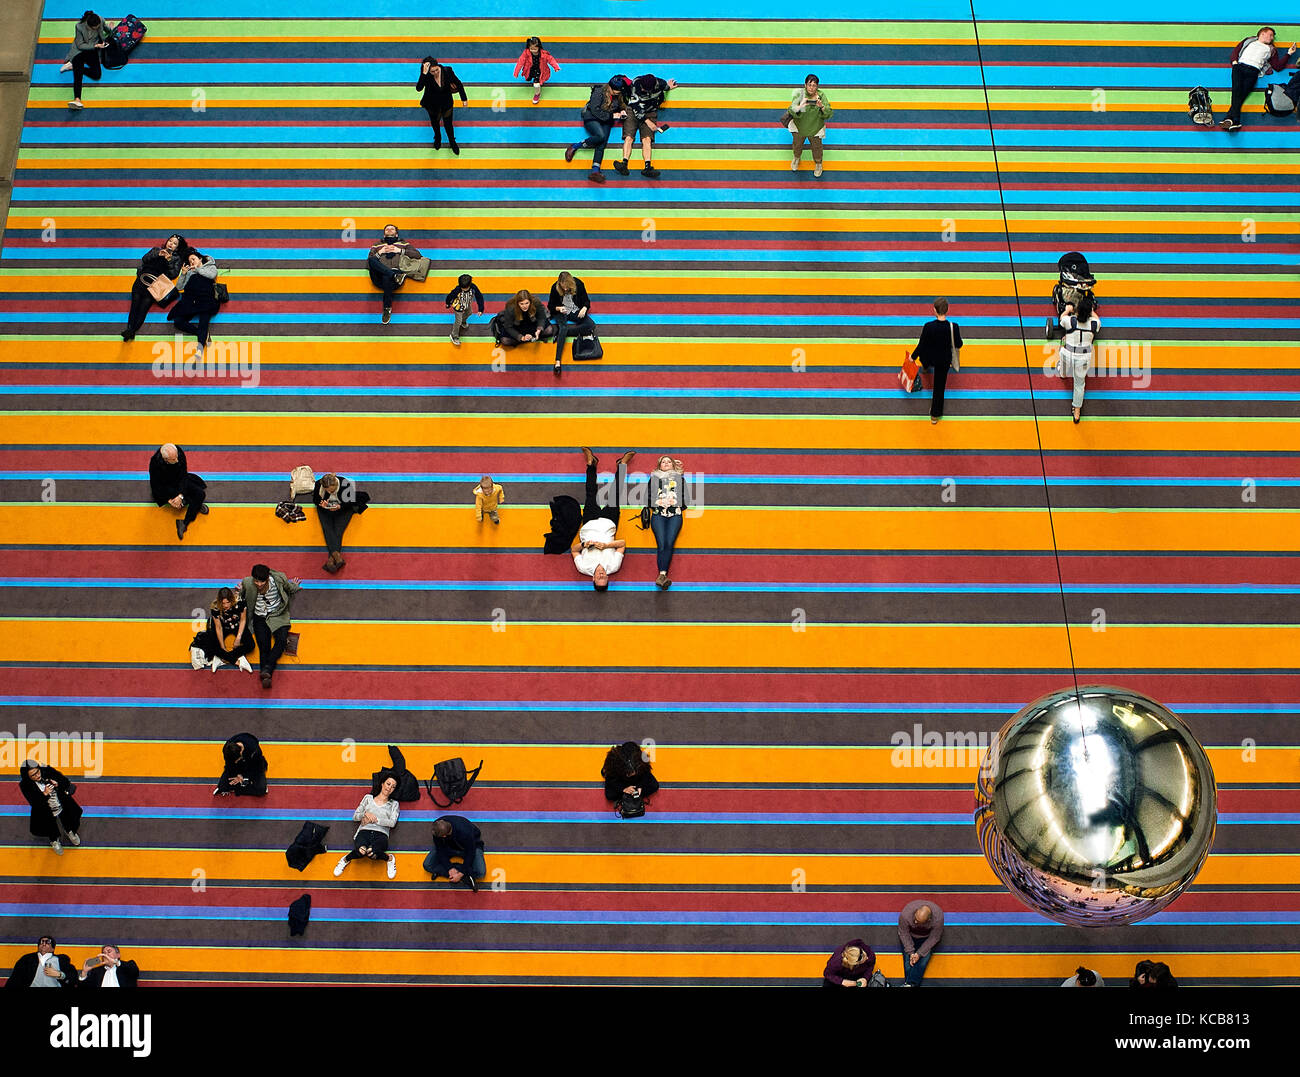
[140,273,174,302]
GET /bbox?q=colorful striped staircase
[0,0,1296,985]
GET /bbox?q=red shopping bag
[898,350,923,393]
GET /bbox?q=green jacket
[240,570,300,633]
[790,88,832,137]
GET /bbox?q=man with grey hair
[148,442,208,540]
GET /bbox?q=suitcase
[112,15,146,54]
[572,324,603,360]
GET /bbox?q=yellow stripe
[0,847,1289,886]
[13,741,1290,785]
[3,618,1297,670]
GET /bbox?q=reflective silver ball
[974,685,1217,927]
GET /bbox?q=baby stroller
[1045,251,1099,339]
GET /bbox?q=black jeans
[71,50,101,98]
[170,310,212,347]
[126,278,175,335]
[251,617,290,676]
[196,623,254,662]
[553,314,595,364]
[582,459,625,525]
[925,363,951,419]
[348,829,390,860]
[578,118,613,166]
[165,474,207,523]
[368,256,400,311]
[423,105,457,146]
[317,505,355,553]
[1227,63,1261,122]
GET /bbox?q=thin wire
[967,4,1089,750]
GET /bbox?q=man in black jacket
[5,935,77,988]
[368,225,421,324]
[78,944,140,988]
[910,297,964,424]
[149,442,208,541]
[423,816,486,889]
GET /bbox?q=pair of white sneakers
[50,833,81,855]
[334,853,397,879]
[190,647,254,673]
[790,158,824,177]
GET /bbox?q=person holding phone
[59,11,109,109]
[122,233,189,341]
[417,56,468,152]
[786,74,832,177]
[78,945,140,988]
[1223,27,1296,130]
[312,472,371,574]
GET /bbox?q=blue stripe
[4,473,1300,489]
[10,187,1297,209]
[8,248,1299,267]
[4,578,1300,596]
[0,807,1289,824]
[6,312,1300,329]
[1,903,1295,926]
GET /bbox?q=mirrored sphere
[974,685,1217,927]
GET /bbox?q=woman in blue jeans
[565,77,629,184]
[649,455,686,589]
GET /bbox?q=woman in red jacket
[514,36,560,105]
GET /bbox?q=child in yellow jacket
[474,476,504,524]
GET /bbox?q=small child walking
[445,273,485,346]
[514,36,560,105]
[474,475,505,524]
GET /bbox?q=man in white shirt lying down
[572,447,636,591]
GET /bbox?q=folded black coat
[371,744,421,803]
[543,495,581,553]
[285,822,329,871]
[288,894,311,936]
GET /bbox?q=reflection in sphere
[974,686,1216,927]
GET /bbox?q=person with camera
[785,74,832,177]
[78,944,140,988]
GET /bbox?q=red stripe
[0,449,1294,479]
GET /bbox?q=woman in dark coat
[19,762,83,854]
[167,251,221,352]
[121,233,189,341]
[823,939,877,987]
[601,742,659,802]
[313,472,371,574]
[214,733,268,797]
[417,56,467,153]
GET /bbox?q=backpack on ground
[1188,86,1214,125]
[617,788,646,818]
[1264,81,1298,117]
[426,757,483,807]
[868,970,891,987]
[572,323,603,360]
[372,745,422,803]
[112,15,146,53]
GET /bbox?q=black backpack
[1188,86,1213,125]
[617,789,646,818]
[426,757,483,807]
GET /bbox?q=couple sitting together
[544,448,687,590]
[490,272,597,376]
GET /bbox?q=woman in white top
[334,776,400,879]
[1059,295,1100,424]
[649,455,686,589]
